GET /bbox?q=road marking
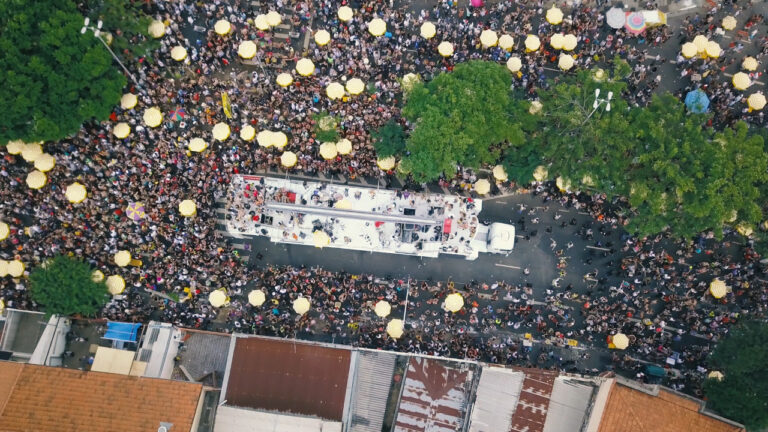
[495,263,521,269]
[515,235,525,238]
[586,245,611,251]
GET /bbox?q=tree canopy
[372,119,406,158]
[0,0,126,144]
[29,255,109,317]
[703,321,768,430]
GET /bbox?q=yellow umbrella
[293,297,310,315]
[257,130,273,147]
[748,93,766,110]
[336,138,352,155]
[722,15,737,30]
[377,156,396,171]
[420,21,436,39]
[498,34,514,51]
[0,260,7,277]
[374,300,391,318]
[525,35,540,52]
[171,45,187,61]
[612,333,629,349]
[681,42,697,59]
[693,35,708,53]
[6,140,25,155]
[254,14,270,31]
[319,142,338,160]
[493,165,508,182]
[546,6,564,25]
[562,34,578,51]
[314,29,331,46]
[368,18,386,37]
[188,138,207,152]
[143,107,163,127]
[114,250,131,267]
[334,199,352,209]
[148,20,165,38]
[710,279,727,298]
[550,33,565,49]
[438,41,454,57]
[7,260,24,278]
[346,78,365,96]
[326,82,345,100]
[386,319,404,338]
[248,290,266,306]
[445,293,464,312]
[480,29,498,48]
[240,125,256,141]
[708,371,724,381]
[474,179,491,195]
[296,58,315,76]
[276,73,293,87]
[733,72,751,90]
[338,6,353,22]
[556,176,573,192]
[313,230,331,248]
[0,222,8,240]
[26,170,47,190]
[34,153,55,172]
[120,93,138,109]
[742,57,758,71]
[266,11,282,27]
[401,73,420,92]
[179,199,197,217]
[559,54,575,70]
[65,182,86,203]
[21,142,43,162]
[238,40,257,59]
[270,131,288,148]
[506,56,522,72]
[737,224,753,237]
[113,122,131,139]
[705,41,721,58]
[533,165,548,181]
[212,122,230,141]
[91,270,105,283]
[208,290,228,307]
[214,19,231,35]
[281,151,297,168]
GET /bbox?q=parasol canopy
[6,140,25,155]
[559,54,575,70]
[493,165,508,182]
[7,260,24,278]
[248,290,266,306]
[386,319,404,338]
[445,293,464,312]
[546,6,563,25]
[326,82,345,100]
[114,250,131,267]
[506,56,522,72]
[240,125,256,141]
[625,12,646,34]
[179,199,197,217]
[143,107,163,127]
[276,73,293,87]
[346,78,365,95]
[705,40,721,58]
[498,34,514,51]
[65,182,86,202]
[524,35,540,52]
[562,34,578,51]
[742,57,758,71]
[188,138,207,152]
[254,14,269,31]
[722,15,737,30]
[0,260,7,277]
[374,300,391,318]
[693,35,708,53]
[21,142,42,162]
[281,151,297,168]
[606,7,626,29]
[266,11,281,27]
[748,93,766,110]
[681,42,697,59]
[171,46,187,61]
[338,6,353,22]
[710,279,727,298]
[214,19,231,35]
[293,297,310,315]
[401,73,420,91]
[113,122,131,139]
[319,142,338,160]
[208,290,228,307]
[420,21,436,39]
[168,107,186,122]
[126,202,145,221]
[480,29,498,48]
[26,171,46,190]
[708,371,724,381]
[257,130,274,147]
[296,58,315,76]
[550,33,565,49]
[313,230,331,248]
[314,29,331,46]
[533,165,548,181]
[733,72,751,90]
[34,153,55,172]
[336,139,352,155]
[148,20,165,38]
[238,40,257,59]
[474,179,491,195]
[106,275,125,295]
[684,89,710,113]
[612,333,629,349]
[91,270,105,283]
[120,93,138,109]
[438,41,454,57]
[212,122,230,141]
[270,131,288,148]
[377,156,396,171]
[0,222,8,241]
[368,18,386,37]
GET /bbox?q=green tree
[703,321,768,430]
[78,0,155,58]
[29,255,109,317]
[401,61,523,182]
[312,111,340,142]
[0,0,126,144]
[372,119,406,158]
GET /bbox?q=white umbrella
[296,58,315,76]
[209,290,228,307]
[143,107,163,127]
[254,14,269,31]
[319,142,338,160]
[493,165,508,182]
[212,122,230,141]
[336,139,353,155]
[480,29,498,48]
[474,179,491,195]
[506,56,522,72]
[559,54,575,70]
[214,19,231,35]
[276,73,294,87]
[171,46,187,61]
[113,122,131,139]
[368,18,386,37]
[266,11,281,27]
[281,151,297,168]
[386,319,404,338]
[114,250,131,267]
[612,333,629,349]
[498,34,514,51]
[374,300,391,317]
[179,199,197,217]
[120,93,137,109]
[346,78,365,95]
[314,29,331,46]
[240,125,256,141]
[148,20,166,38]
[238,41,257,59]
[34,153,55,172]
[445,293,464,312]
[438,41,454,57]
[338,6,353,22]
[293,297,310,315]
[248,290,266,306]
[326,82,345,100]
[606,7,626,29]
[188,138,207,152]
[420,21,436,39]
[106,275,125,295]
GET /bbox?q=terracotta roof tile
[0,362,22,415]
[597,382,744,432]
[0,361,202,432]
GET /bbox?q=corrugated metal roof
[469,367,525,432]
[542,378,596,432]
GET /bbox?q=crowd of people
[0,0,767,400]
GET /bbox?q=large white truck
[468,222,516,259]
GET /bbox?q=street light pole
[581,88,613,126]
[80,18,140,89]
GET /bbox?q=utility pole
[81,17,141,89]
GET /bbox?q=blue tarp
[685,89,710,113]
[103,322,141,342]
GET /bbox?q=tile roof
[597,381,745,432]
[0,361,202,432]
